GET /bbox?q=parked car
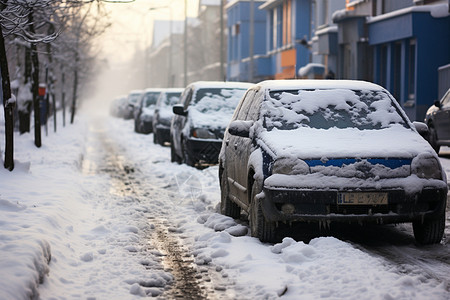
[124,90,143,120]
[134,88,163,133]
[153,88,184,145]
[219,79,447,244]
[109,95,127,118]
[170,81,253,167]
[425,88,450,153]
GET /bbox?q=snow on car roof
[256,79,385,92]
[189,81,253,90]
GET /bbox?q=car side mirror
[173,104,187,116]
[228,120,254,138]
[413,121,429,140]
[434,100,441,108]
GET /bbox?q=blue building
[334,0,450,121]
[226,0,271,82]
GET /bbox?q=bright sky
[99,0,199,64]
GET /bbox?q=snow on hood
[258,125,433,159]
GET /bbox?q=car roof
[143,88,165,93]
[255,79,385,92]
[188,81,253,90]
[161,88,184,93]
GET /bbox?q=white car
[219,79,447,244]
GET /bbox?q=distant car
[109,95,127,118]
[219,79,447,244]
[425,88,450,153]
[124,90,143,120]
[134,88,163,133]
[152,88,184,145]
[170,81,252,167]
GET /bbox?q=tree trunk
[19,46,32,134]
[70,56,78,124]
[29,11,41,147]
[0,23,15,171]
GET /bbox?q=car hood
[189,108,232,131]
[258,124,434,160]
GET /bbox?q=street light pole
[220,0,225,81]
[184,0,188,87]
[249,0,255,83]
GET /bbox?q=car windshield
[143,92,160,107]
[264,89,409,131]
[129,93,141,104]
[163,92,182,106]
[192,88,247,114]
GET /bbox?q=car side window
[441,90,450,108]
[235,89,256,120]
[245,89,263,121]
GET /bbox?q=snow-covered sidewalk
[0,111,449,299]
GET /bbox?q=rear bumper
[186,138,222,164]
[262,187,447,224]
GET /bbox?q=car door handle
[234,143,238,150]
[225,139,229,146]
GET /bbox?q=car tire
[412,214,445,245]
[428,125,440,154]
[182,139,195,167]
[220,170,240,219]
[134,119,140,133]
[249,182,275,243]
[170,139,181,164]
[153,130,158,144]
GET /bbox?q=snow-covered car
[170,81,252,167]
[424,88,450,153]
[109,95,127,118]
[124,90,143,120]
[219,79,447,244]
[134,88,163,133]
[152,88,184,145]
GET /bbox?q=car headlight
[411,153,442,179]
[192,128,216,139]
[272,157,310,175]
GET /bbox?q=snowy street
[1,109,450,299]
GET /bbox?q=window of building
[393,42,402,100]
[408,39,416,99]
[379,44,388,88]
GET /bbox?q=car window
[143,92,160,107]
[263,89,409,131]
[441,90,450,108]
[190,88,247,113]
[164,92,182,106]
[235,89,256,120]
[245,89,263,121]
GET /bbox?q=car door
[434,91,450,141]
[172,87,192,157]
[233,88,263,204]
[225,89,256,206]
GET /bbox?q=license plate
[337,192,388,205]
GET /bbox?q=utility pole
[184,0,188,87]
[220,0,225,81]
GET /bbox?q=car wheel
[182,139,195,167]
[134,119,140,133]
[249,182,275,243]
[153,130,158,144]
[170,139,181,164]
[428,125,440,154]
[220,169,241,219]
[413,214,445,245]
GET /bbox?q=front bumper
[262,186,447,224]
[185,138,222,165]
[155,124,171,143]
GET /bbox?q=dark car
[134,88,163,134]
[219,80,447,244]
[152,88,184,145]
[124,90,143,120]
[425,88,450,153]
[170,81,252,167]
